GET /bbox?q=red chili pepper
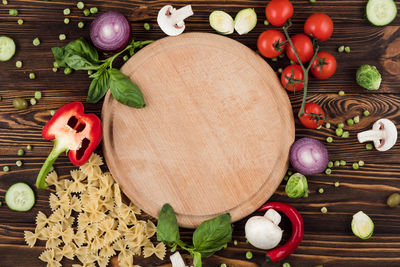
[258,202,304,264]
[36,102,102,189]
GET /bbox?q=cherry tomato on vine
[281,64,304,92]
[286,34,314,63]
[299,103,325,129]
[257,30,287,58]
[265,0,294,27]
[304,13,333,42]
[311,52,337,79]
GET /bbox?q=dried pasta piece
[104,229,121,244]
[57,179,73,192]
[47,260,62,267]
[51,223,63,237]
[118,249,134,267]
[70,195,82,212]
[112,238,127,251]
[70,169,87,182]
[117,203,131,221]
[126,213,138,225]
[49,208,65,224]
[97,256,110,267]
[24,230,38,248]
[45,171,60,187]
[117,220,129,233]
[53,247,63,262]
[39,249,53,263]
[45,236,62,249]
[145,220,157,238]
[113,183,122,207]
[129,202,142,215]
[74,229,86,247]
[37,226,51,241]
[90,235,105,250]
[154,242,166,260]
[68,179,86,193]
[62,242,76,260]
[77,213,90,230]
[99,245,116,258]
[61,226,74,244]
[36,211,49,230]
[80,153,103,177]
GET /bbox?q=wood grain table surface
[1,1,399,266]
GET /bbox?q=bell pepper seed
[336,128,343,137]
[59,34,66,41]
[78,22,84,28]
[342,131,350,138]
[334,182,340,187]
[326,137,333,143]
[278,68,283,73]
[358,160,365,167]
[366,143,373,150]
[16,160,23,167]
[328,161,333,168]
[9,9,18,16]
[30,98,37,105]
[77,1,84,9]
[83,9,90,16]
[3,166,9,172]
[33,37,40,46]
[63,8,70,15]
[29,73,36,79]
[17,149,24,156]
[325,168,332,175]
[15,61,22,68]
[245,251,253,260]
[90,7,98,14]
[17,19,24,25]
[321,207,328,213]
[34,91,42,100]
[64,18,70,24]
[318,188,324,194]
[352,163,359,170]
[338,45,345,52]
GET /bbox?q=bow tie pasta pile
[24,154,166,267]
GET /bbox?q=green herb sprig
[157,204,233,267]
[51,38,153,108]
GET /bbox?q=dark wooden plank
[1,0,400,266]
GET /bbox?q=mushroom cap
[245,216,283,250]
[373,119,397,151]
[157,5,186,36]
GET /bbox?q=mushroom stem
[264,209,281,225]
[357,118,398,151]
[357,129,383,143]
[170,5,193,27]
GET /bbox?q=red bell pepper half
[36,102,102,189]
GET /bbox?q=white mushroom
[245,209,283,250]
[357,118,398,151]
[170,252,189,267]
[157,5,193,36]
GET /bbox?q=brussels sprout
[356,64,382,90]
[285,173,308,198]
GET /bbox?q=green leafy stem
[52,38,153,108]
[156,204,233,267]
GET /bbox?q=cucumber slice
[351,211,374,239]
[234,8,257,35]
[366,0,397,26]
[5,182,35,212]
[0,36,16,62]
[209,11,234,35]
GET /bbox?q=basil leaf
[51,47,68,67]
[65,54,100,70]
[87,70,110,103]
[192,213,232,253]
[156,204,180,244]
[65,37,99,63]
[108,68,145,108]
[192,251,202,267]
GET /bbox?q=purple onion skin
[90,11,132,52]
[289,137,329,175]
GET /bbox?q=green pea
[336,128,343,137]
[144,22,150,30]
[17,19,24,25]
[30,98,37,105]
[26,145,32,151]
[63,8,71,16]
[64,67,72,75]
[52,67,58,73]
[318,188,324,194]
[53,61,59,68]
[352,163,359,170]
[17,149,24,156]
[233,240,238,246]
[321,207,328,213]
[64,18,70,24]
[328,161,333,168]
[88,70,93,75]
[279,53,285,58]
[16,160,23,167]
[325,168,332,175]
[387,193,400,208]
[0,96,2,101]
[3,0,8,5]
[123,55,129,62]
[50,110,56,116]
[277,68,283,73]
[59,34,66,41]
[354,115,360,124]
[334,160,340,167]
[338,45,344,52]
[34,91,42,100]
[264,19,269,25]
[345,46,351,53]
[90,7,98,14]
[338,90,345,96]
[325,122,331,129]
[271,57,278,62]
[283,263,291,267]
[363,110,370,117]
[290,60,295,64]
[284,175,289,181]
[29,73,36,79]
[245,251,253,260]
[334,182,340,187]
[337,123,344,129]
[326,137,333,143]
[366,143,373,150]
[78,22,84,28]
[77,1,84,9]
[83,9,90,16]
[340,160,346,166]
[358,160,365,167]
[220,264,227,267]
[15,60,22,68]
[347,118,354,126]
[3,166,9,172]
[13,98,28,110]
[342,131,350,138]
[9,9,18,16]
[287,171,293,176]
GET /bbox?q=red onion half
[289,137,329,175]
[90,11,131,52]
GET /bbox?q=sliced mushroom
[357,118,398,151]
[157,5,194,36]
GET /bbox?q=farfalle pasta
[24,153,165,267]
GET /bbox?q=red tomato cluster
[257,0,337,129]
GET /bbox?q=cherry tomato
[257,30,287,58]
[265,0,294,27]
[311,51,337,79]
[299,103,325,129]
[286,34,314,63]
[281,64,304,92]
[304,13,333,42]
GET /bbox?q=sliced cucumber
[5,182,35,212]
[0,36,16,62]
[209,11,234,35]
[366,0,397,26]
[234,8,257,35]
[351,211,374,239]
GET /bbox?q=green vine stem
[282,20,320,117]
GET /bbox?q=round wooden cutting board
[102,32,295,228]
